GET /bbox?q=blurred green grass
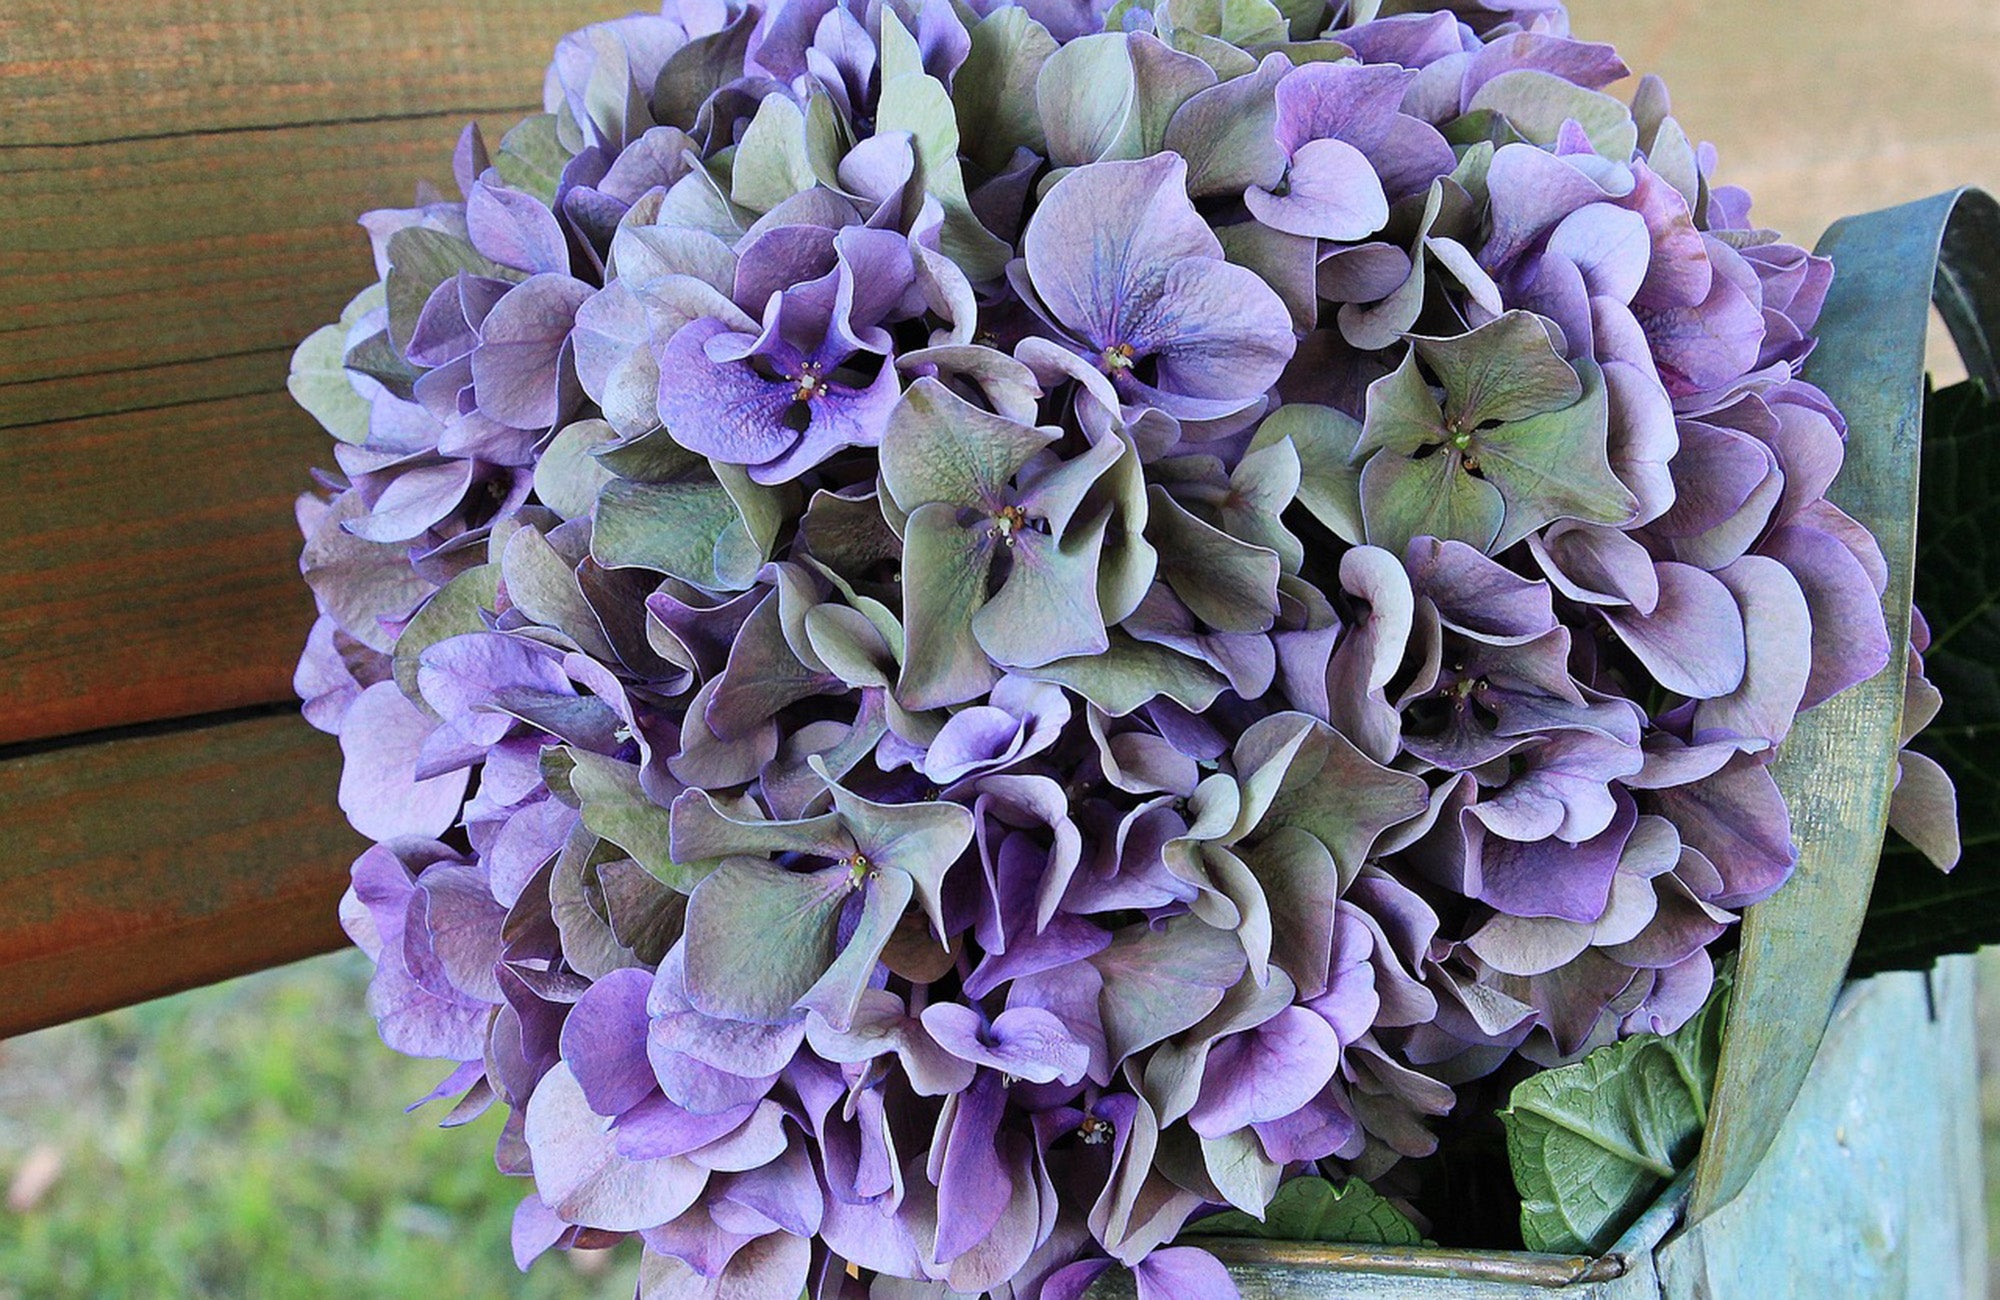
[3,948,1996,1297]
[0,951,635,1300]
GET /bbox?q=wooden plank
[0,390,320,745]
[0,0,636,147]
[0,709,361,1038]
[0,112,529,387]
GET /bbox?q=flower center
[1079,1115,1113,1145]
[991,503,1029,546]
[794,362,827,403]
[1099,342,1137,374]
[845,853,872,888]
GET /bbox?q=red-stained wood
[0,710,360,1038]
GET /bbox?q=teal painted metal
[1089,959,1980,1298]
[1693,189,2000,1223]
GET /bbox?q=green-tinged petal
[731,94,817,213]
[682,858,853,1023]
[876,22,1012,281]
[897,502,1001,710]
[1233,714,1431,875]
[1092,916,1248,1063]
[669,789,850,864]
[1466,70,1639,163]
[1024,632,1229,716]
[1352,350,1448,461]
[880,378,1056,513]
[1036,33,1139,167]
[975,514,1111,667]
[494,114,569,204]
[1148,486,1283,633]
[1257,403,1365,546]
[568,749,709,891]
[954,6,1056,174]
[1411,310,1581,429]
[1475,362,1639,550]
[384,227,513,353]
[1240,827,1343,999]
[799,868,916,1031]
[1358,442,1506,555]
[392,563,500,707]
[502,526,619,661]
[537,419,620,520]
[825,777,975,939]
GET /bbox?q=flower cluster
[292,0,1919,1293]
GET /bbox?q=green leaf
[1852,378,1999,974]
[493,114,570,204]
[1195,1175,1423,1246]
[1502,970,1731,1254]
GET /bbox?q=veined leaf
[1501,970,1730,1254]
[1193,1175,1423,1246]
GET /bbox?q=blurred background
[3,0,1998,1295]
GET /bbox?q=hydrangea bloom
[292,0,1951,1292]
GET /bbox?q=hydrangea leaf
[537,419,620,520]
[1855,379,2000,972]
[955,6,1057,174]
[1193,1175,1424,1245]
[392,563,501,707]
[1502,970,1731,1254]
[494,113,569,204]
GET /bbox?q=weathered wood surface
[0,1,633,746]
[0,0,627,1024]
[0,711,361,1038]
